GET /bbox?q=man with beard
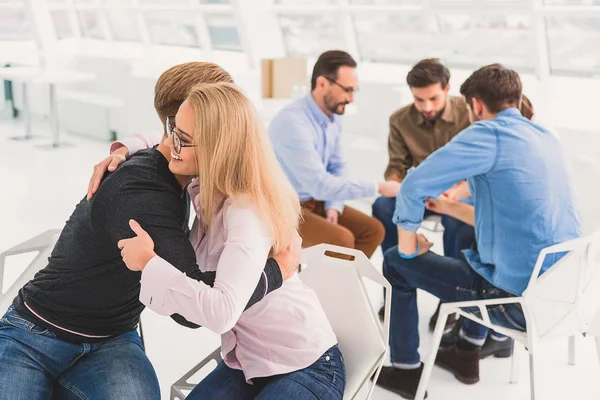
[375,64,580,398]
[373,58,473,265]
[269,50,399,257]
[372,58,476,336]
[269,50,397,258]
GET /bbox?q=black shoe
[429,302,457,333]
[378,305,385,321]
[440,318,461,347]
[376,365,427,399]
[480,337,514,359]
[440,319,514,359]
[435,345,480,385]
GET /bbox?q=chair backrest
[523,232,600,340]
[0,230,61,313]
[300,244,391,400]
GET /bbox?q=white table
[0,67,95,148]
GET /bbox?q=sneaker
[435,345,480,385]
[376,365,427,399]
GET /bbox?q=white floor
[1,115,599,400]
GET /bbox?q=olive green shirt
[385,95,470,181]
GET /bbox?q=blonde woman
[117,82,345,399]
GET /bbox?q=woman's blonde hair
[186,82,301,253]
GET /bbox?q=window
[544,0,600,5]
[354,13,533,69]
[78,10,105,39]
[353,13,438,63]
[436,14,533,70]
[275,0,336,4]
[138,0,190,5]
[199,0,232,4]
[205,13,242,51]
[546,17,600,75]
[349,0,420,4]
[50,9,73,39]
[0,8,31,40]
[279,14,347,57]
[106,9,142,42]
[144,11,201,48]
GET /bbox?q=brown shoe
[435,345,480,385]
[376,365,427,399]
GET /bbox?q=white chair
[0,229,61,313]
[170,244,392,400]
[566,155,600,365]
[415,232,600,400]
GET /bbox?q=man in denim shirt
[376,64,581,399]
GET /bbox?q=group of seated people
[0,50,581,400]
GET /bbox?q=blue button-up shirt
[269,94,376,213]
[393,108,581,295]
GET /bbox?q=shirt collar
[497,107,522,118]
[440,97,457,123]
[416,97,456,127]
[305,93,336,127]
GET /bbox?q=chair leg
[509,341,520,384]
[595,336,600,363]
[414,306,453,400]
[527,335,537,400]
[568,335,576,366]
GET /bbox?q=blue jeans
[0,305,160,400]
[187,345,345,400]
[372,196,475,256]
[383,249,526,364]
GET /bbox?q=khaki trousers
[300,200,385,258]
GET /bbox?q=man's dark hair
[406,58,450,89]
[460,63,522,113]
[310,50,357,90]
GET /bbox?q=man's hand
[378,180,401,198]
[273,230,302,280]
[87,146,129,200]
[325,209,339,224]
[117,220,156,272]
[425,196,453,215]
[398,228,432,257]
[442,180,470,202]
[416,233,432,256]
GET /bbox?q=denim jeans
[187,345,345,400]
[0,305,160,400]
[382,249,526,365]
[372,196,475,256]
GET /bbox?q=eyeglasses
[166,116,196,154]
[324,76,359,94]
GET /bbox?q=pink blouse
[116,136,337,381]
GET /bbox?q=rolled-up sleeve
[393,123,498,231]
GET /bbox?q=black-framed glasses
[324,76,359,94]
[166,116,196,154]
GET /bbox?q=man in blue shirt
[375,64,581,399]
[269,51,399,258]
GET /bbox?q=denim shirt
[268,94,376,213]
[393,108,581,295]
